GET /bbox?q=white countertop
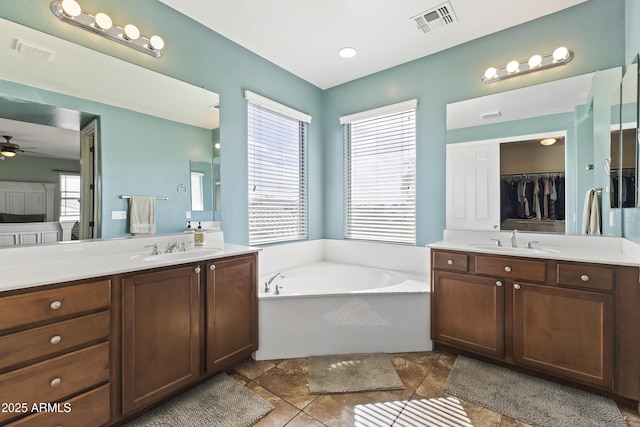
[0,233,259,293]
[428,230,640,267]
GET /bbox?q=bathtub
[254,261,431,360]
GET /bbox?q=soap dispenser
[184,221,194,234]
[194,221,205,246]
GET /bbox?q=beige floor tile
[304,391,406,427]
[459,400,502,427]
[412,354,456,399]
[388,352,439,399]
[254,358,318,410]
[393,396,473,427]
[234,358,277,380]
[500,415,535,427]
[245,381,301,427]
[285,412,327,427]
[621,405,640,427]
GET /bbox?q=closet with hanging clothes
[499,139,566,233]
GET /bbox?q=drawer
[0,280,111,332]
[0,311,110,371]
[433,251,468,272]
[557,263,614,291]
[475,255,546,282]
[0,342,109,424]
[6,383,110,427]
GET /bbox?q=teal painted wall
[0,0,628,246]
[323,0,625,246]
[0,0,324,245]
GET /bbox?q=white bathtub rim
[258,261,428,300]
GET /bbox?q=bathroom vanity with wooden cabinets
[431,246,640,404]
[0,242,258,427]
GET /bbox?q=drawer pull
[50,301,62,310]
[50,377,61,387]
[447,259,454,265]
[210,265,216,270]
[50,335,62,345]
[496,281,503,287]
[504,266,512,272]
[580,274,590,282]
[514,283,521,290]
[194,266,201,274]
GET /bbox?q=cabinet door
[122,265,200,414]
[206,255,257,373]
[446,142,500,231]
[512,282,613,388]
[432,271,505,357]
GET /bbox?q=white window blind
[247,94,308,245]
[344,104,416,244]
[59,173,81,222]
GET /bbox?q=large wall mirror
[446,69,622,237]
[0,18,220,246]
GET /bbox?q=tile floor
[228,351,640,427]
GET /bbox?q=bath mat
[308,353,405,394]
[443,355,626,427]
[123,372,273,427]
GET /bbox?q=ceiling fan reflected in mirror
[0,135,45,159]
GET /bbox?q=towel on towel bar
[581,189,601,235]
[129,196,156,235]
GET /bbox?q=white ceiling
[0,118,79,160]
[159,0,587,89]
[446,72,595,130]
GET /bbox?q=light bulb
[214,143,221,149]
[149,35,165,50]
[61,0,82,18]
[94,13,112,30]
[338,47,357,58]
[528,54,542,68]
[484,67,497,80]
[506,60,520,74]
[540,138,557,146]
[123,24,140,41]
[0,150,16,157]
[553,46,569,62]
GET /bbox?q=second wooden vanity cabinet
[431,248,639,402]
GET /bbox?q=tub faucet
[264,272,285,293]
[510,230,518,248]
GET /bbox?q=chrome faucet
[510,230,518,248]
[166,242,181,253]
[264,272,284,293]
[145,243,161,255]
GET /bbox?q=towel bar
[120,195,169,201]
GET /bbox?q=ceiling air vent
[411,1,458,34]
[480,111,502,120]
[13,39,57,61]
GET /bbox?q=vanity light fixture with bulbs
[482,47,573,84]
[50,0,164,58]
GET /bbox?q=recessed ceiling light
[540,138,557,146]
[338,47,357,59]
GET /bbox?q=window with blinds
[344,104,416,244]
[247,93,309,245]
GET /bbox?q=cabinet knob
[194,267,201,274]
[210,265,216,270]
[447,259,454,265]
[580,274,590,282]
[50,301,62,310]
[50,377,61,387]
[504,266,512,272]
[50,335,62,345]
[514,283,521,290]
[496,281,503,287]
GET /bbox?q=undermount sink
[141,248,222,262]
[468,243,560,255]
